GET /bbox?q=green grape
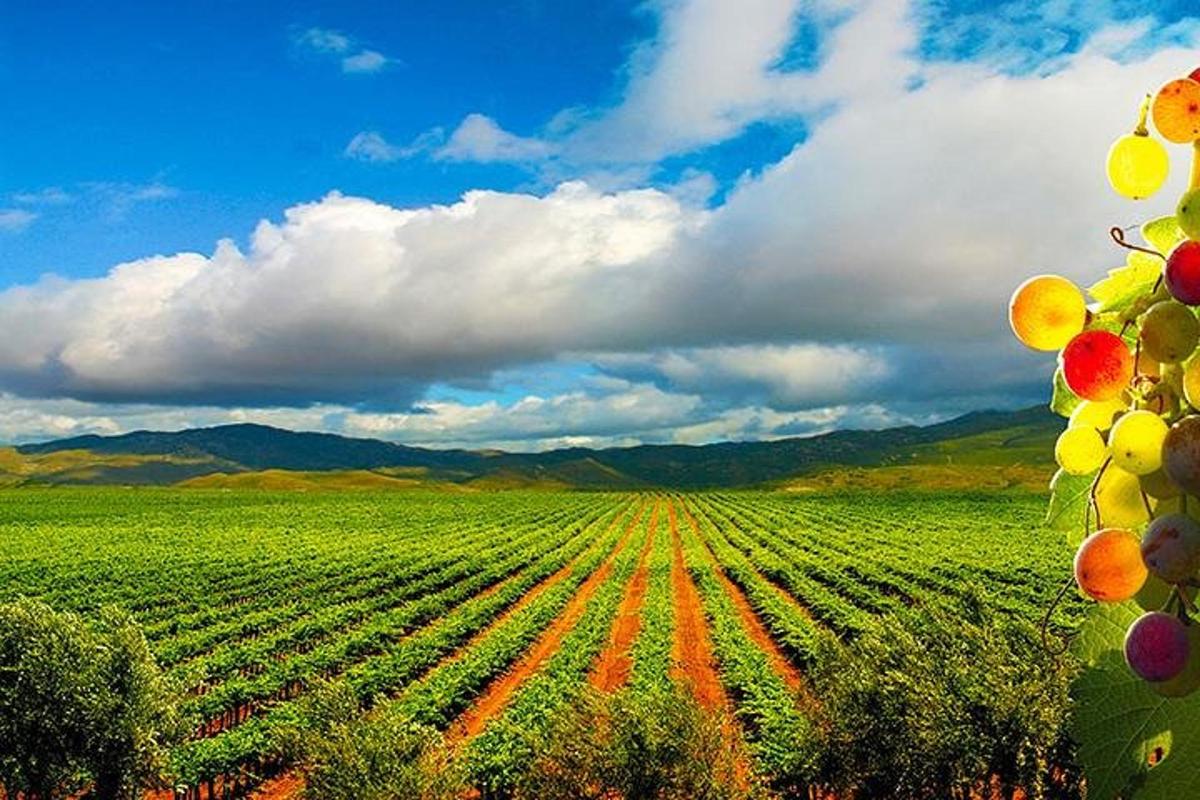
[1055,426,1107,475]
[1069,398,1127,432]
[1179,187,1200,240]
[1140,301,1200,364]
[1109,410,1169,476]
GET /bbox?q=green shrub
[806,593,1080,800]
[278,681,464,800]
[512,686,767,800]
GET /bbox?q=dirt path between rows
[678,497,815,707]
[452,498,648,739]
[588,499,660,692]
[169,501,644,800]
[666,499,727,711]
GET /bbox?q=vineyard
[0,488,1079,798]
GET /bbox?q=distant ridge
[7,406,1060,490]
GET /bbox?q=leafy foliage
[0,599,179,800]
[806,595,1080,800]
[1071,601,1200,800]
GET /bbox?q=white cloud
[425,0,914,166]
[436,114,555,163]
[0,210,36,233]
[595,344,892,409]
[295,27,352,54]
[344,129,443,162]
[342,49,388,73]
[10,187,73,206]
[1,0,1196,447]
[344,380,703,448]
[293,26,392,74]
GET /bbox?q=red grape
[1125,611,1191,682]
[1062,330,1134,401]
[1166,241,1200,306]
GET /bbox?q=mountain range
[0,406,1062,490]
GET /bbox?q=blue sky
[0,0,1198,448]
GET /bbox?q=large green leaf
[1046,468,1093,544]
[1088,251,1162,315]
[1071,602,1200,800]
[1142,216,1186,257]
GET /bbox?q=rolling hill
[4,406,1062,490]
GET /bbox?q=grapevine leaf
[1046,468,1092,544]
[1071,601,1200,800]
[1050,367,1080,419]
[1087,251,1162,314]
[1142,216,1186,257]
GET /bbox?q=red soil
[451,500,648,739]
[247,773,304,800]
[678,498,813,704]
[666,500,727,711]
[589,500,660,692]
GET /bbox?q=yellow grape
[1184,359,1200,409]
[1055,426,1107,475]
[1109,409,1169,475]
[1074,528,1148,602]
[1107,133,1169,199]
[1095,465,1151,529]
[1069,398,1127,432]
[1009,275,1087,351]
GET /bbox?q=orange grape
[1074,528,1148,602]
[1009,275,1087,351]
[1152,78,1200,144]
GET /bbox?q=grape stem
[1176,584,1198,618]
[1088,456,1112,531]
[1140,487,1154,519]
[1134,94,1152,136]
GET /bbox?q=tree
[0,598,96,799]
[85,606,182,800]
[0,598,179,800]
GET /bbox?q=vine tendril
[1110,226,1165,261]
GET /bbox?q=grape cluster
[1012,67,1200,697]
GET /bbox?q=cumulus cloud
[1,0,1197,447]
[0,184,699,406]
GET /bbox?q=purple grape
[1142,513,1200,584]
[1125,611,1191,682]
[1162,416,1200,495]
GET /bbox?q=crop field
[0,488,1076,798]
